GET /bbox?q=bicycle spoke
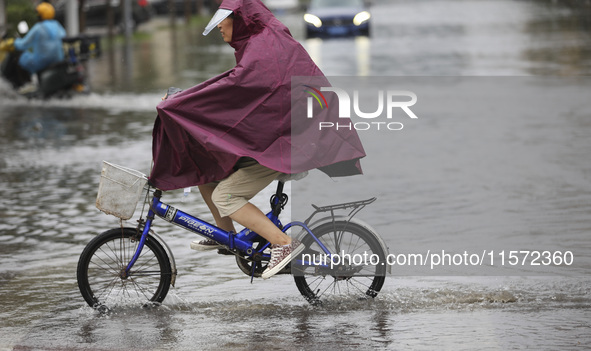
[128,276,157,301]
[293,221,386,303]
[94,274,121,301]
[307,276,327,293]
[133,249,160,272]
[129,270,165,277]
[96,244,124,272]
[345,278,371,294]
[91,252,122,274]
[317,278,337,298]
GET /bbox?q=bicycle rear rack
[306,197,377,225]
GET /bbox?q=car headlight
[353,11,371,26]
[304,14,323,28]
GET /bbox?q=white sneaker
[190,239,223,251]
[262,240,304,279]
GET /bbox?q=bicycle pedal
[217,248,234,255]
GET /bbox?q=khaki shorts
[209,158,281,217]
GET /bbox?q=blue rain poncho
[14,20,66,74]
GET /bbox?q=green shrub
[5,0,37,37]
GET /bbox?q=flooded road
[1,0,591,350]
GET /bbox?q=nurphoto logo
[304,85,419,131]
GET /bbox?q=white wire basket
[95,161,148,220]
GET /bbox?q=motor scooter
[0,21,101,99]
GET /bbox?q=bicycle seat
[277,171,308,182]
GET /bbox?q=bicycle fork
[122,196,158,279]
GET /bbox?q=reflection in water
[87,18,236,93]
[355,36,370,76]
[371,310,391,345]
[304,36,371,76]
[522,1,591,75]
[74,308,182,349]
[123,36,134,90]
[106,36,117,88]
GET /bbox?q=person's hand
[161,87,182,101]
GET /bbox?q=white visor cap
[203,9,233,35]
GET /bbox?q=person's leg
[17,51,37,76]
[228,201,303,279]
[190,183,236,251]
[211,162,289,245]
[229,202,290,245]
[198,183,236,233]
[210,161,304,278]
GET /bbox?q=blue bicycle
[77,162,388,310]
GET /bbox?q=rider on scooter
[2,2,66,91]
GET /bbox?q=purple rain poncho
[149,0,365,190]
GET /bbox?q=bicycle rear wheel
[293,221,387,304]
[77,228,172,310]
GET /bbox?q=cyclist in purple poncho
[150,0,366,278]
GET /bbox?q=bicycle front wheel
[293,221,387,304]
[77,228,172,310]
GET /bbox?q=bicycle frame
[123,182,331,277]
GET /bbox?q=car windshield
[310,0,363,8]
